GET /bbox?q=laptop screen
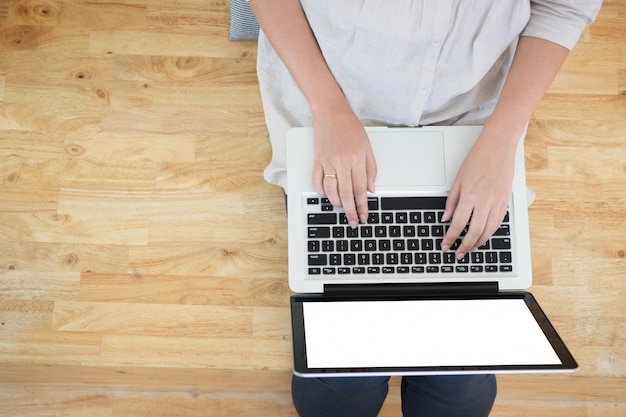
[291,292,577,377]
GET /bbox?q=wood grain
[1,0,625,415]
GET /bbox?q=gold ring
[324,173,337,179]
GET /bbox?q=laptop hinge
[323,282,499,297]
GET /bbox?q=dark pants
[292,374,497,417]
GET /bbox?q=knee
[401,375,497,417]
[292,375,389,417]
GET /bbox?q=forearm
[248,0,349,118]
[481,36,570,149]
[442,37,571,254]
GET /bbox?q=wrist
[310,94,355,124]
[475,122,524,161]
[481,116,527,146]
[308,88,352,119]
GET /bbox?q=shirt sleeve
[522,0,602,50]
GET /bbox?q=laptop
[286,126,577,377]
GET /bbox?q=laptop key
[364,240,377,251]
[492,238,512,249]
[308,213,337,225]
[308,241,320,252]
[494,225,511,236]
[308,254,327,266]
[499,251,512,263]
[424,212,437,223]
[308,227,330,238]
[368,197,379,211]
[409,212,422,223]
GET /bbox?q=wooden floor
[0,1,624,416]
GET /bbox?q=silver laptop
[286,126,577,377]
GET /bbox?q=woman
[248,1,601,416]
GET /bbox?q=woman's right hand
[311,105,377,228]
[248,0,376,222]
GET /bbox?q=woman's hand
[311,107,377,228]
[440,37,572,259]
[440,130,517,259]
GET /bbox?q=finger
[322,170,342,208]
[472,203,509,250]
[441,203,473,253]
[351,167,370,224]
[336,170,359,228]
[455,207,489,257]
[442,180,461,223]
[440,184,465,251]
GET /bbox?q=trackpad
[370,131,446,187]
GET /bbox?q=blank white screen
[302,299,561,369]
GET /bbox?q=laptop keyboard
[305,194,515,278]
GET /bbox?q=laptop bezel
[290,291,578,377]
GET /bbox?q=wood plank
[88,30,256,59]
[127,241,288,277]
[52,301,255,337]
[114,55,259,86]
[0,271,80,301]
[78,274,290,308]
[0,331,102,365]
[0,242,129,274]
[99,334,291,369]
[0,299,54,332]
[8,1,148,29]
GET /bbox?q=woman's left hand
[440,130,518,259]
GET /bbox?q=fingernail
[456,252,466,260]
[349,220,359,229]
[441,244,450,252]
[441,210,450,222]
[359,213,368,223]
